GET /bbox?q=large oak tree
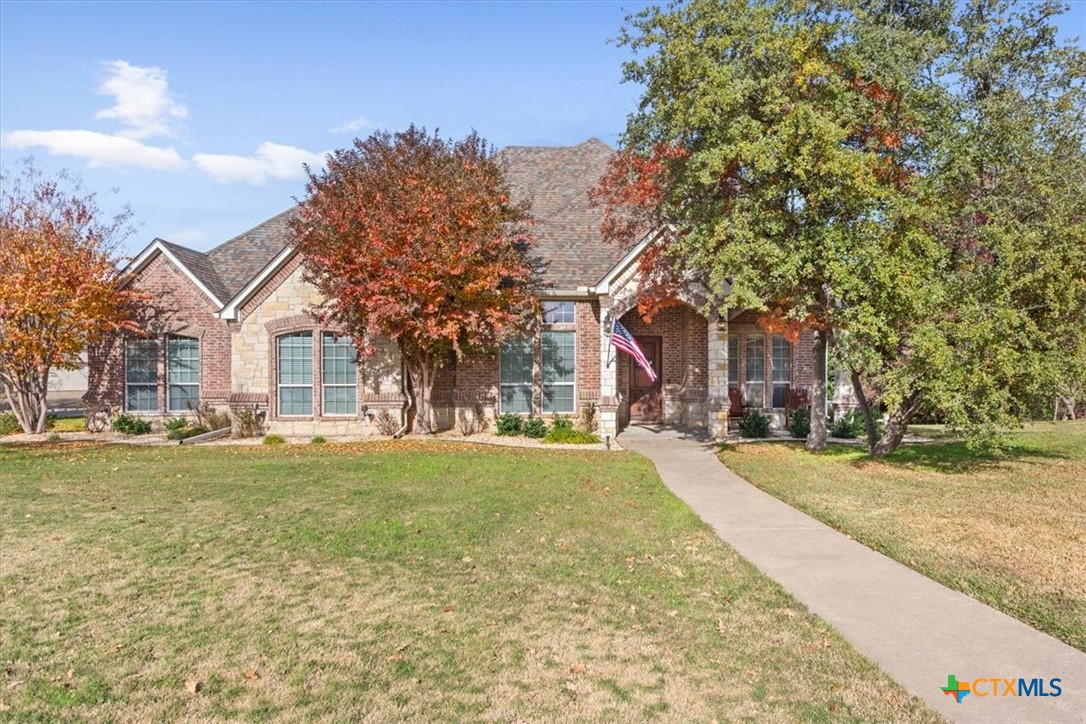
[292,126,540,434]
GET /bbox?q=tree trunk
[849,368,880,452]
[403,349,438,435]
[806,329,831,451]
[871,393,920,457]
[1,366,50,434]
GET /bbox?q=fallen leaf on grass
[244,670,260,680]
[184,679,202,695]
[569,662,587,675]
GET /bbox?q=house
[88,138,821,439]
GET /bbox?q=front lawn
[719,420,1086,651]
[0,441,935,721]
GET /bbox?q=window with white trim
[771,335,792,407]
[499,337,533,413]
[542,301,575,324]
[322,332,357,416]
[542,330,575,413]
[125,339,159,412]
[277,332,313,416]
[728,336,739,389]
[167,336,200,412]
[744,336,765,407]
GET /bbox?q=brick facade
[86,252,232,424]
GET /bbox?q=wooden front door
[628,336,662,422]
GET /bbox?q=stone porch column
[707,314,729,439]
[598,303,619,439]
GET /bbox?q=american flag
[610,319,657,383]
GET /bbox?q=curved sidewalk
[619,425,1086,723]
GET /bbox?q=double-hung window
[499,337,533,413]
[125,339,159,412]
[541,331,575,413]
[744,336,765,407]
[322,332,357,416]
[277,332,313,416]
[771,335,792,407]
[166,336,200,412]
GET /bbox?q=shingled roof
[499,137,622,288]
[150,138,622,309]
[157,241,230,305]
[205,208,298,300]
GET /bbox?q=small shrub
[166,425,208,441]
[44,414,57,431]
[190,402,231,431]
[495,412,522,436]
[372,409,400,437]
[738,409,772,438]
[787,408,810,438]
[457,403,487,436]
[263,434,286,445]
[111,414,152,435]
[831,410,867,439]
[543,426,602,444]
[0,413,20,436]
[164,417,188,432]
[522,415,548,439]
[551,415,573,432]
[577,403,598,433]
[232,408,265,439]
[47,432,62,443]
[311,436,326,444]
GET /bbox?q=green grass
[720,420,1086,651]
[0,441,937,721]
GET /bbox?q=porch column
[707,314,729,439]
[598,302,619,439]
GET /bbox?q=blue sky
[1,1,1083,258]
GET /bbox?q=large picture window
[772,335,792,408]
[277,332,313,416]
[167,336,200,412]
[542,331,575,413]
[744,336,765,407]
[499,337,533,413]
[125,339,159,412]
[322,332,357,416]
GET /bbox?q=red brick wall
[575,300,601,404]
[87,252,232,414]
[618,304,708,390]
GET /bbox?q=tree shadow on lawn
[807,439,1070,475]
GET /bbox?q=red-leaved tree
[292,126,540,434]
[0,160,143,434]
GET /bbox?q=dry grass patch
[720,420,1086,650]
[1,441,936,721]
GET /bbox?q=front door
[628,336,662,422]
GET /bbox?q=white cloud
[193,142,328,185]
[0,129,186,170]
[95,60,187,140]
[331,115,380,134]
[167,230,208,245]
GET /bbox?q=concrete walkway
[619,425,1086,723]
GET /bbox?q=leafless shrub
[231,408,265,439]
[373,409,399,437]
[577,403,598,433]
[457,403,488,436]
